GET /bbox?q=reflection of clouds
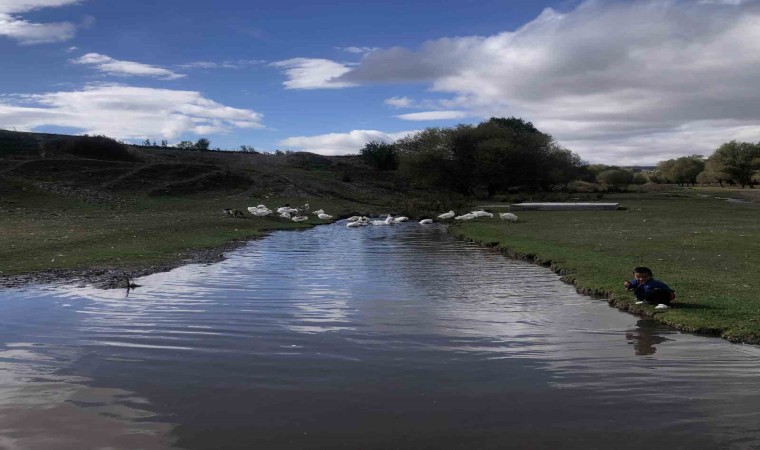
[0,342,174,450]
[288,284,354,334]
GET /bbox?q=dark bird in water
[125,275,141,294]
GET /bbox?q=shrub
[361,141,399,171]
[46,135,139,162]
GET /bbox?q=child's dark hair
[633,266,653,276]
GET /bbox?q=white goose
[437,210,455,220]
[419,219,433,225]
[499,212,519,221]
[248,205,272,217]
[371,215,394,226]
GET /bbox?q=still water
[1,222,759,449]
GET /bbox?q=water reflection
[625,319,672,355]
[0,221,759,449]
[0,342,174,450]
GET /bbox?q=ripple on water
[1,221,759,449]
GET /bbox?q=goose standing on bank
[437,211,455,220]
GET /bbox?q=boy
[624,266,675,307]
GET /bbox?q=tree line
[361,117,588,196]
[653,141,760,188]
[361,118,760,194]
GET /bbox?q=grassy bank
[452,188,760,344]
[0,185,368,276]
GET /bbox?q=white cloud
[0,84,264,140]
[337,46,379,54]
[71,53,185,80]
[384,96,414,108]
[0,0,81,14]
[178,61,235,69]
[698,0,744,4]
[279,129,417,156]
[334,0,760,164]
[0,0,83,45]
[271,58,357,89]
[396,110,471,121]
[177,60,263,70]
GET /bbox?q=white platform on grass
[510,202,620,211]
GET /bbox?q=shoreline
[0,238,252,290]
[453,233,753,345]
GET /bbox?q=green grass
[452,189,760,343]
[0,185,361,275]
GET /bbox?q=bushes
[360,141,399,171]
[46,135,139,162]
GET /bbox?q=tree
[396,127,456,189]
[697,157,730,186]
[596,169,634,191]
[632,173,648,185]
[360,140,399,171]
[177,141,195,149]
[161,140,168,147]
[194,138,210,151]
[655,155,705,185]
[394,117,585,195]
[142,138,152,146]
[240,145,257,153]
[705,140,760,188]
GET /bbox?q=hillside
[0,129,457,287]
[0,129,414,204]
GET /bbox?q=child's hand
[624,281,631,289]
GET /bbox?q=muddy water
[1,222,759,449]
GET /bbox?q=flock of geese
[241,203,519,228]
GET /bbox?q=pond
[1,222,759,449]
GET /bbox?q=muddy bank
[0,239,251,290]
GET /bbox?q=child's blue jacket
[628,278,673,300]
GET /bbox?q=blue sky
[1,0,759,164]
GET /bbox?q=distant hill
[0,129,411,204]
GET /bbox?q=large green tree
[596,169,634,190]
[654,155,705,185]
[395,117,583,196]
[706,141,760,188]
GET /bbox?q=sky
[1,0,759,165]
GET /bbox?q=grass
[451,188,760,343]
[0,183,365,275]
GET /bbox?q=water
[1,222,759,449]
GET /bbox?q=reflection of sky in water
[0,222,759,448]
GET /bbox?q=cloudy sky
[1,0,759,164]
